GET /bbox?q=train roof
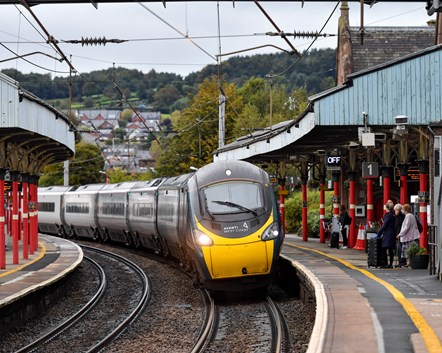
[159,173,195,188]
[193,160,267,187]
[38,186,75,193]
[73,184,106,192]
[100,181,139,192]
[131,178,164,190]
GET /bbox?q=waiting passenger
[338,204,351,249]
[394,203,406,267]
[376,201,396,268]
[397,203,420,267]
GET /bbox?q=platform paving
[0,234,83,307]
[282,234,442,353]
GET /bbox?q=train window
[204,182,263,214]
[66,202,90,214]
[133,202,153,217]
[39,202,55,212]
[102,202,125,216]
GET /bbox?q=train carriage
[38,186,74,236]
[63,184,105,240]
[185,160,283,290]
[97,181,139,245]
[156,173,194,259]
[127,178,164,250]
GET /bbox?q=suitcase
[330,232,340,249]
[367,237,384,267]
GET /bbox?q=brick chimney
[336,1,354,85]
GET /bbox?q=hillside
[1,48,336,113]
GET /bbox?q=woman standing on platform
[397,203,420,266]
[376,200,396,268]
[394,203,406,267]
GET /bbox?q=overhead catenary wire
[137,1,217,61]
[18,0,76,72]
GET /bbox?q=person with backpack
[376,200,396,268]
[339,204,351,249]
[397,203,421,266]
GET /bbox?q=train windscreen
[204,182,262,214]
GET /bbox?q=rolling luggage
[367,237,384,268]
[330,232,340,249]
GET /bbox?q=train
[37,160,284,291]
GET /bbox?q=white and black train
[38,160,284,291]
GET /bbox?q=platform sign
[362,162,379,178]
[326,155,341,170]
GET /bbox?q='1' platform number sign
[362,162,379,178]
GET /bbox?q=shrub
[283,190,333,237]
[405,242,428,257]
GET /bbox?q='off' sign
[326,155,341,170]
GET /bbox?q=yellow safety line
[0,242,46,278]
[287,243,442,353]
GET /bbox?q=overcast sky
[0,1,437,78]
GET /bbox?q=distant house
[129,112,161,131]
[75,109,120,129]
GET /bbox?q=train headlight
[261,223,280,241]
[194,229,214,246]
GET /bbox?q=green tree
[152,85,182,113]
[230,77,292,140]
[39,142,105,187]
[153,76,242,176]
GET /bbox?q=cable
[0,42,70,73]
[137,1,217,61]
[271,0,340,78]
[18,0,75,71]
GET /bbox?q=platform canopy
[214,44,442,164]
[0,72,75,174]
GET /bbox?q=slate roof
[350,26,435,73]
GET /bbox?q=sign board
[362,162,379,178]
[361,133,375,147]
[326,155,341,170]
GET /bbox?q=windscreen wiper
[212,200,258,216]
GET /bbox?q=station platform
[0,234,83,332]
[282,234,442,353]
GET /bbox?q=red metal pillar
[22,174,29,259]
[348,171,357,248]
[367,179,374,225]
[418,161,429,249]
[11,171,19,265]
[0,169,6,269]
[301,177,308,241]
[278,178,286,235]
[29,175,38,254]
[319,175,326,243]
[332,172,340,216]
[398,164,409,205]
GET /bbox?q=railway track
[194,293,290,353]
[15,245,151,353]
